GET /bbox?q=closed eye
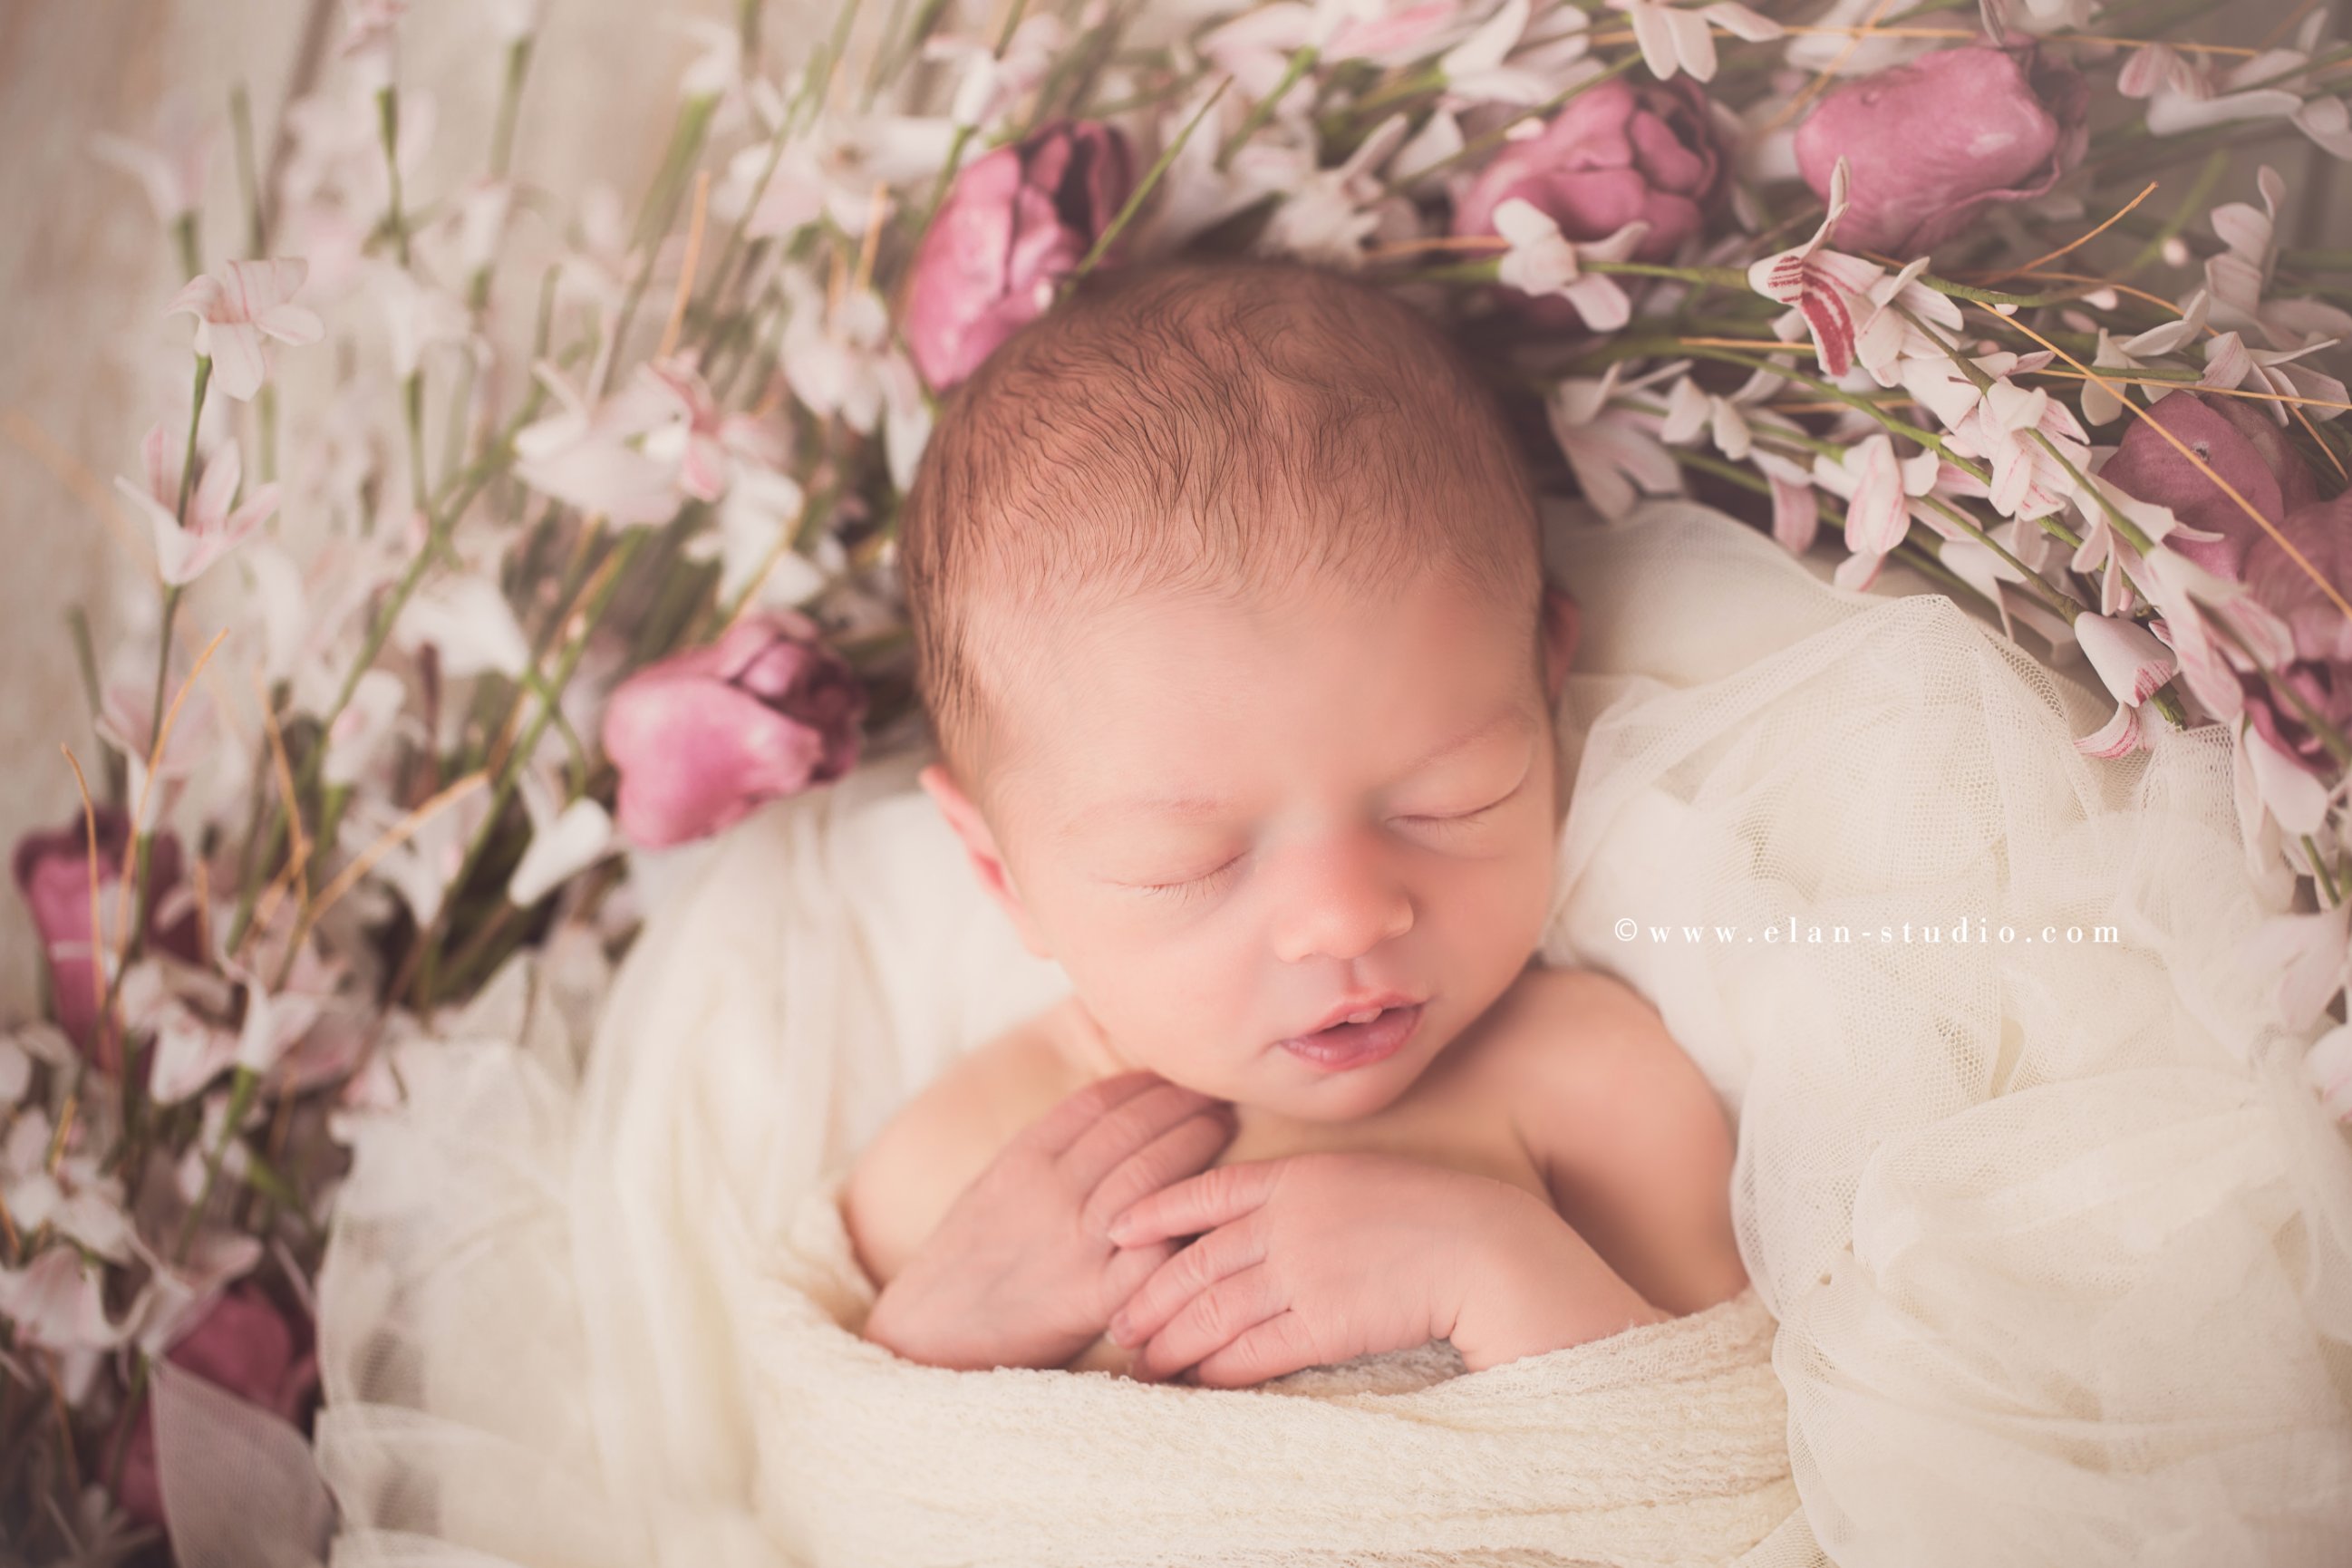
[1133,856,1243,904]
[1133,789,1525,903]
[1399,787,1521,828]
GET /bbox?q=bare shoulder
[1495,964,1747,1314]
[840,1008,1079,1290]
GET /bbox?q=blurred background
[0,0,2338,1013]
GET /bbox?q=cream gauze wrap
[313,501,2352,1568]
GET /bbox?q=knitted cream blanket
[744,1177,1805,1568]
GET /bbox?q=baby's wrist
[1449,1196,1664,1373]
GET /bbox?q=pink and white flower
[1489,199,1649,330]
[1545,362,1684,519]
[166,260,326,402]
[1749,160,1883,379]
[115,425,282,588]
[1811,432,1940,590]
[90,92,215,227]
[2071,613,2179,759]
[1608,0,1781,85]
[512,360,684,526]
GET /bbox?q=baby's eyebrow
[1053,701,1536,839]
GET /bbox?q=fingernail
[1107,1215,1135,1245]
[1107,1314,1132,1346]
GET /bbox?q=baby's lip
[1282,991,1422,1040]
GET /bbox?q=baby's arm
[846,1054,1237,1372]
[1508,969,1749,1316]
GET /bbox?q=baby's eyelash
[1402,794,1514,829]
[1136,857,1242,903]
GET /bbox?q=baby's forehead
[981,566,1528,748]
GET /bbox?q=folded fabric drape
[748,1171,1799,1568]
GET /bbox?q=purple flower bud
[2246,493,2352,667]
[601,611,868,848]
[1795,46,2088,256]
[114,1284,318,1528]
[1451,78,1723,325]
[11,808,199,1069]
[2102,392,2318,582]
[904,119,1135,392]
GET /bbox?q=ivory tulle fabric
[314,499,2352,1568]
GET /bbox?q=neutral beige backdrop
[0,0,2336,1017]
[0,0,738,1013]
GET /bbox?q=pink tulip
[113,1285,318,1528]
[12,808,200,1070]
[2245,492,2352,666]
[1451,77,1723,326]
[1795,46,2088,256]
[2102,392,2318,582]
[904,119,1134,392]
[601,612,868,847]
[2240,656,2352,780]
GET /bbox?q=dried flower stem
[659,170,714,361]
[57,747,111,1073]
[1985,182,2160,285]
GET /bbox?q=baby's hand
[1104,1153,1660,1387]
[862,1070,1237,1372]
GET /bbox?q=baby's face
[924,567,1578,1124]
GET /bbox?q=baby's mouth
[1276,1003,1425,1072]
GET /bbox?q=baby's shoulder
[840,1007,1079,1290]
[1477,963,1712,1147]
[1475,963,1674,1080]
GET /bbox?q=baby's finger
[1187,1310,1322,1389]
[1125,1264,1283,1385]
[1082,1104,1237,1231]
[1097,1236,1176,1312]
[1107,1215,1265,1351]
[1018,1070,1168,1157]
[1058,1080,1225,1190]
[1106,1158,1280,1249]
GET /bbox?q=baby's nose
[1268,828,1414,964]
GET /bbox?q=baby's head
[900,256,1578,1124]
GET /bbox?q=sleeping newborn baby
[845,256,1747,1387]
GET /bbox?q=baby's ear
[918,762,1055,960]
[1541,582,1581,705]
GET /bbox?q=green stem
[1216,45,1317,171]
[2308,835,2342,907]
[490,36,533,180]
[2122,149,2230,280]
[413,529,650,1009]
[230,82,265,259]
[174,1068,258,1262]
[148,353,213,756]
[1065,76,1233,294]
[600,94,718,396]
[172,212,200,283]
[404,369,430,517]
[378,86,411,267]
